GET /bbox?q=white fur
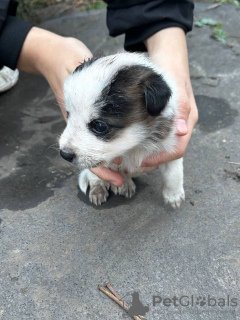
[59,52,185,208]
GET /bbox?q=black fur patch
[91,65,173,141]
[143,72,172,116]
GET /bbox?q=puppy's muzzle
[60,150,75,163]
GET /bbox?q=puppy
[59,52,185,208]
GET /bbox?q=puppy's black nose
[60,150,75,162]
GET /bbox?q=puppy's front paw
[89,184,109,206]
[162,187,185,209]
[79,169,110,206]
[111,179,136,198]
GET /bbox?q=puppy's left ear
[143,73,172,116]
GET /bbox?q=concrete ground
[0,3,239,320]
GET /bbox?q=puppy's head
[59,53,176,169]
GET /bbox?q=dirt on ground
[18,0,106,24]
[18,0,239,25]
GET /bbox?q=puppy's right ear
[142,73,172,117]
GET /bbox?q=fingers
[176,119,188,136]
[90,166,123,187]
[141,152,175,167]
[141,151,180,167]
[90,158,123,186]
[141,134,190,167]
[188,93,199,129]
[142,94,198,167]
[141,165,158,173]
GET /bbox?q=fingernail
[176,119,188,134]
[110,180,119,187]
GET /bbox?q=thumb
[175,96,191,136]
[90,166,123,187]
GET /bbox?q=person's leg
[0,65,19,93]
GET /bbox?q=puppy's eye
[66,111,69,118]
[89,120,108,134]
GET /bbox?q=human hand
[141,27,198,169]
[17,27,92,120]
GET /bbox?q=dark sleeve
[104,0,194,52]
[0,1,33,70]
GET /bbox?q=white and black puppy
[59,52,185,208]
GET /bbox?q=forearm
[145,27,190,82]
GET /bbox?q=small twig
[106,283,143,320]
[106,283,122,300]
[206,3,222,10]
[98,285,142,320]
[226,161,240,165]
[98,285,129,311]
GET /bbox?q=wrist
[145,27,190,79]
[145,27,185,51]
[17,27,63,77]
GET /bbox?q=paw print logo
[196,296,206,307]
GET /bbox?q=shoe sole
[0,70,19,93]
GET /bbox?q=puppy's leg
[111,176,136,199]
[159,158,185,208]
[79,169,110,205]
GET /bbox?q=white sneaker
[0,66,19,93]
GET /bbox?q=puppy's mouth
[59,149,105,169]
[76,160,105,170]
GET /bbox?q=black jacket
[0,0,194,70]
[105,0,194,51]
[0,0,33,69]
